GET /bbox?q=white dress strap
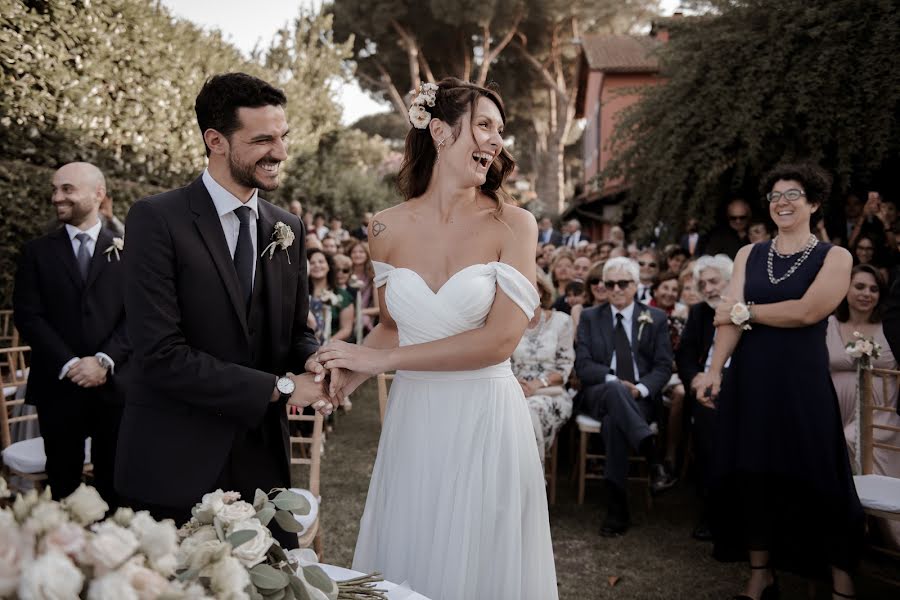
[372,260,394,288]
[488,262,539,318]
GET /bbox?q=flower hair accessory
[408,81,438,129]
[260,221,294,263]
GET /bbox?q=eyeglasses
[638,261,658,268]
[728,215,749,222]
[337,268,351,274]
[604,280,634,290]
[588,278,602,286]
[765,189,806,203]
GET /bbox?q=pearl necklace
[767,235,818,285]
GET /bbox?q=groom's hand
[286,372,333,416]
[305,351,345,406]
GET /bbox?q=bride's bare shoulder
[368,203,415,259]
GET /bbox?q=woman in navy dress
[694,162,863,600]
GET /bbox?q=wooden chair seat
[575,414,652,510]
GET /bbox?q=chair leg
[548,437,558,506]
[577,430,588,505]
[314,531,323,562]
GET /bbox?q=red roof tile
[581,34,660,73]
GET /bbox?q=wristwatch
[96,354,113,371]
[276,376,295,402]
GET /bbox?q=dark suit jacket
[680,233,706,257]
[13,226,130,406]
[575,302,673,402]
[115,177,319,507]
[561,231,590,247]
[538,229,563,246]
[675,301,716,391]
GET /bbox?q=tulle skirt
[352,364,559,600]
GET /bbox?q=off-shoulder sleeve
[372,261,394,288]
[489,261,539,318]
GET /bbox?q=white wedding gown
[352,261,559,600]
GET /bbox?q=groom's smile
[216,104,289,196]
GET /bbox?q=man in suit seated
[676,253,733,540]
[575,256,675,537]
[14,162,129,505]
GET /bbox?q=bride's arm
[320,208,538,374]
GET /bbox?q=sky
[160,0,684,125]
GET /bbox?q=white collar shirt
[65,220,102,258]
[202,168,259,286]
[607,301,649,397]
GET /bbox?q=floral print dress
[511,310,576,463]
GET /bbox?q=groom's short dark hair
[195,73,287,156]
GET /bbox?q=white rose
[63,484,109,525]
[185,540,231,574]
[84,521,140,574]
[176,525,219,570]
[214,501,257,528]
[13,489,41,521]
[0,519,35,597]
[23,501,69,535]
[192,489,226,524]
[86,570,138,600]
[112,237,124,251]
[729,302,751,324]
[177,581,215,600]
[0,477,10,499]
[112,506,135,528]
[119,557,173,600]
[209,556,251,600]
[846,344,863,358]
[859,340,874,355]
[408,104,431,129]
[40,521,86,558]
[18,551,84,600]
[226,518,273,568]
[130,512,178,563]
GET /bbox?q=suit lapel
[188,177,249,338]
[257,200,283,348]
[631,302,643,349]
[53,227,83,290]
[84,228,113,290]
[597,304,615,364]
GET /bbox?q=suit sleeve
[289,217,320,366]
[637,314,674,396]
[98,307,131,371]
[13,241,76,371]
[676,308,702,390]
[575,312,612,386]
[124,200,273,425]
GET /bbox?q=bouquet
[0,479,386,600]
[845,331,881,367]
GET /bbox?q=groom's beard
[229,152,280,192]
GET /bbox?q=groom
[115,73,332,544]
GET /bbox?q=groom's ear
[203,128,229,157]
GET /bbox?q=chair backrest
[286,407,324,497]
[1,346,33,449]
[0,310,16,347]
[859,367,900,475]
[376,373,394,424]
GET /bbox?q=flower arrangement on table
[845,331,881,368]
[0,478,386,600]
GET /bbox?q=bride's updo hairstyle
[398,77,515,213]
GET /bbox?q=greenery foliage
[602,0,900,236]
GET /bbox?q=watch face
[277,377,295,395]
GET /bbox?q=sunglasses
[337,268,351,274]
[604,280,634,290]
[728,215,749,222]
[588,278,602,286]
[638,261,658,268]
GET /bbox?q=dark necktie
[233,206,254,309]
[75,232,91,281]
[615,313,636,383]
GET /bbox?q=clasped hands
[280,340,388,416]
[66,357,108,388]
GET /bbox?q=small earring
[435,137,448,162]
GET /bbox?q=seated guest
[349,241,379,336]
[665,246,689,275]
[649,272,688,474]
[748,220,771,243]
[575,257,675,537]
[573,255,592,281]
[549,249,575,298]
[511,277,575,465]
[595,241,615,262]
[827,264,900,548]
[572,262,607,332]
[678,260,702,306]
[851,232,890,282]
[552,280,586,315]
[675,253,732,540]
[307,248,354,343]
[636,249,659,302]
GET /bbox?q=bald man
[13,162,130,505]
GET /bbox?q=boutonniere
[103,237,124,262]
[260,221,294,263]
[637,310,653,340]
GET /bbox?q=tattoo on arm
[372,220,387,237]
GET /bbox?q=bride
[317,78,558,599]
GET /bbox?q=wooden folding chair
[376,373,394,424]
[1,346,47,491]
[856,367,900,584]
[575,414,652,510]
[287,406,325,559]
[0,309,17,347]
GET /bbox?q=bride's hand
[318,340,389,375]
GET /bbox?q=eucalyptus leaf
[268,543,289,563]
[302,565,338,595]
[272,490,310,515]
[261,588,286,600]
[254,488,269,511]
[227,529,258,549]
[250,563,290,590]
[274,509,304,533]
[175,568,199,582]
[256,505,276,527]
[289,575,313,600]
[214,518,225,541]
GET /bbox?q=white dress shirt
[59,219,115,379]
[604,302,650,398]
[202,168,259,287]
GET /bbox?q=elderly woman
[827,264,900,548]
[511,276,575,464]
[693,163,863,600]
